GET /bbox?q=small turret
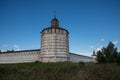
[51,17,59,28]
[92,50,96,56]
[92,50,97,62]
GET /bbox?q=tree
[116,52,120,63]
[96,42,120,63]
[96,50,105,63]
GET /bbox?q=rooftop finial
[51,11,59,28]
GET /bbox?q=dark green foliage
[34,60,40,63]
[96,42,120,63]
[116,52,120,63]
[97,50,106,63]
[0,62,120,80]
[78,61,85,67]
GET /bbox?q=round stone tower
[40,17,69,62]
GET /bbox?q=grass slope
[0,62,120,80]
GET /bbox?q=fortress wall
[69,53,94,62]
[0,50,40,63]
[0,52,94,63]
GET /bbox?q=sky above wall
[0,0,120,56]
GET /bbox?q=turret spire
[51,12,59,28]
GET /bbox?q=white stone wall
[0,52,94,63]
[69,53,94,62]
[41,29,69,62]
[0,50,40,63]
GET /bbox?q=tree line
[96,42,120,63]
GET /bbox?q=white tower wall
[41,28,69,62]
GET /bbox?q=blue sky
[0,0,120,56]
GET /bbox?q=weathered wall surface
[0,50,40,63]
[0,52,94,63]
[41,28,69,62]
[69,53,94,62]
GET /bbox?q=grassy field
[0,62,120,80]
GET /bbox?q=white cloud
[96,45,103,51]
[100,38,104,41]
[13,45,20,51]
[112,41,119,45]
[14,45,19,48]
[1,50,7,52]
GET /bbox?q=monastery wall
[0,50,40,63]
[0,51,94,63]
[69,53,94,62]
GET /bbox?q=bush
[34,60,40,63]
[78,61,85,67]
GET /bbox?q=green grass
[0,62,120,80]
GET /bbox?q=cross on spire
[51,11,59,28]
